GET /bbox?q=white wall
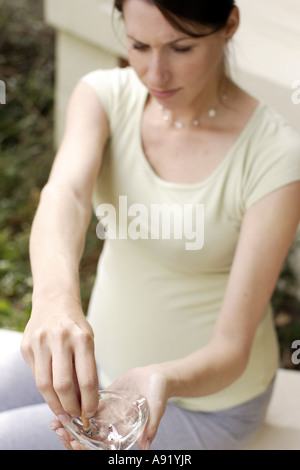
[231,0,300,131]
[44,0,300,139]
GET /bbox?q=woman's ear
[225,6,240,42]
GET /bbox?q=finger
[33,348,66,417]
[52,348,81,417]
[137,434,151,450]
[74,336,99,418]
[49,417,62,431]
[49,414,70,431]
[138,425,152,450]
[56,427,74,450]
[138,399,163,449]
[71,440,86,450]
[51,418,85,451]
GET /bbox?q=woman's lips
[149,88,181,100]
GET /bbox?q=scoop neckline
[136,87,264,191]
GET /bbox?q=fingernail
[56,429,65,438]
[144,439,151,450]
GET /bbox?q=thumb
[137,413,158,450]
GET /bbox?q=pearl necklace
[158,94,227,130]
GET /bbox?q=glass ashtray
[63,390,149,450]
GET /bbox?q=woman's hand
[21,299,99,422]
[109,365,170,450]
[49,415,84,450]
[50,364,170,450]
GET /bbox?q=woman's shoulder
[243,100,300,159]
[231,84,300,152]
[238,100,300,211]
[82,66,143,94]
[81,66,146,116]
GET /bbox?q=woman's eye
[173,47,192,53]
[132,44,149,51]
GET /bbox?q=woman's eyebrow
[126,34,193,45]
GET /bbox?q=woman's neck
[151,73,232,130]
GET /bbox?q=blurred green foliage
[0,0,55,330]
[0,0,101,331]
[0,0,299,369]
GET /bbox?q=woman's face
[123,0,238,110]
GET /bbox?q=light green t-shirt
[82,67,300,411]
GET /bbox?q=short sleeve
[242,108,300,211]
[81,67,146,134]
[81,68,116,116]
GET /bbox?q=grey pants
[0,339,274,450]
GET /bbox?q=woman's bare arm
[108,182,300,449]
[162,181,300,398]
[21,80,109,419]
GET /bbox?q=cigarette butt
[81,414,91,432]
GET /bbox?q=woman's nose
[146,51,171,87]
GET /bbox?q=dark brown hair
[114,0,236,37]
